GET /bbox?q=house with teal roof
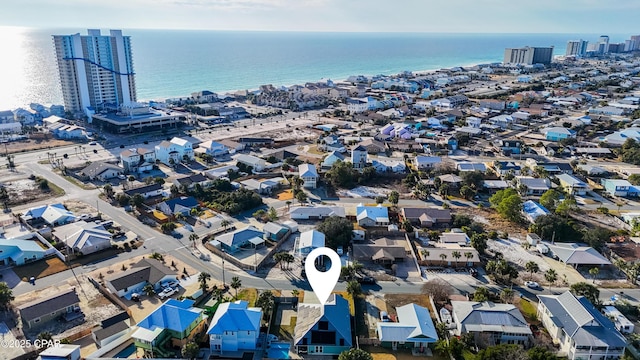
[132,299,207,358]
[207,300,262,355]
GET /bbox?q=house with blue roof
[212,227,265,253]
[22,203,76,227]
[132,299,207,358]
[0,237,48,266]
[207,300,262,355]
[522,200,549,223]
[541,127,577,142]
[294,294,352,355]
[322,151,345,169]
[356,204,390,227]
[537,291,626,360]
[157,196,199,217]
[377,303,438,352]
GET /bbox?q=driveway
[0,268,21,288]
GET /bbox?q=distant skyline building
[53,29,136,115]
[566,40,589,57]
[503,46,554,65]
[597,35,610,54]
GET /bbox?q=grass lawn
[276,189,294,201]
[462,349,476,360]
[272,315,297,340]
[363,346,449,360]
[384,294,434,316]
[515,298,538,324]
[13,257,68,280]
[59,173,96,190]
[236,288,258,306]
[47,181,67,196]
[354,295,368,337]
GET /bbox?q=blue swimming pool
[114,344,137,358]
[267,342,291,359]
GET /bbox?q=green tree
[295,191,307,205]
[338,348,373,360]
[316,216,353,249]
[500,288,515,303]
[461,170,484,190]
[525,261,540,280]
[476,344,527,360]
[189,233,200,248]
[0,282,14,310]
[589,267,600,283]
[267,207,278,221]
[388,190,399,206]
[470,233,488,254]
[570,282,600,305]
[160,222,177,234]
[528,346,558,360]
[496,193,523,222]
[539,189,561,211]
[131,193,145,207]
[142,283,155,296]
[402,220,414,233]
[451,251,462,267]
[198,272,211,292]
[555,196,578,217]
[230,276,242,298]
[150,252,164,262]
[629,174,640,185]
[544,269,558,285]
[255,290,275,321]
[181,341,200,360]
[346,280,362,297]
[326,161,359,188]
[434,337,463,359]
[375,196,385,204]
[103,183,114,198]
[473,287,491,302]
[459,185,476,200]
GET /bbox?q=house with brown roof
[18,288,82,329]
[105,258,177,299]
[400,208,452,228]
[359,139,386,154]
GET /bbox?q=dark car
[469,268,479,277]
[358,276,376,285]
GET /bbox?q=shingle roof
[105,258,175,291]
[79,162,122,177]
[93,321,129,342]
[53,221,112,251]
[544,242,611,265]
[216,227,264,247]
[206,300,262,334]
[18,289,80,322]
[123,183,163,196]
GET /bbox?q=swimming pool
[267,342,291,359]
[114,344,137,358]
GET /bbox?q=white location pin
[305,247,341,306]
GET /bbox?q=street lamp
[221,248,226,288]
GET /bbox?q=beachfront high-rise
[503,46,554,66]
[53,29,136,115]
[566,40,589,57]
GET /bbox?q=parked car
[162,281,179,289]
[525,281,541,289]
[89,141,97,145]
[158,287,177,299]
[358,276,376,285]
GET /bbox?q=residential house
[157,196,199,217]
[377,303,438,351]
[451,301,532,347]
[105,258,177,298]
[413,155,442,170]
[543,242,611,267]
[204,165,240,180]
[372,157,406,173]
[133,299,208,358]
[322,151,346,169]
[346,98,368,113]
[483,180,509,193]
[289,206,346,220]
[240,178,284,195]
[537,291,626,360]
[120,147,155,174]
[199,140,229,156]
[173,174,211,190]
[299,230,326,256]
[294,294,352,355]
[78,162,123,181]
[18,288,82,329]
[440,232,470,245]
[124,183,163,199]
[602,179,637,197]
[207,300,262,355]
[356,204,390,227]
[38,344,81,360]
[48,123,86,139]
[479,99,506,110]
[456,162,487,173]
[53,221,112,256]
[351,145,368,170]
[154,137,194,166]
[493,161,522,176]
[497,139,523,155]
[523,200,550,223]
[353,238,406,264]
[262,222,290,242]
[359,139,386,154]
[219,139,245,153]
[489,114,513,129]
[438,174,463,188]
[213,227,264,253]
[0,236,49,266]
[556,173,589,196]
[466,116,482,128]
[516,176,551,196]
[603,128,640,146]
[22,203,76,226]
[421,247,480,267]
[400,208,452,228]
[299,164,319,189]
[92,321,130,348]
[234,154,267,172]
[541,127,577,141]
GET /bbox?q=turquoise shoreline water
[0,28,632,109]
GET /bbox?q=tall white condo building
[53,29,136,115]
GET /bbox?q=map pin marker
[305,247,341,306]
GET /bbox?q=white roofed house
[556,173,589,196]
[299,163,319,189]
[154,137,194,166]
[199,140,229,157]
[78,162,123,181]
[299,230,326,256]
[289,206,345,220]
[377,303,438,352]
[451,301,532,347]
[356,204,389,227]
[372,157,407,173]
[516,176,551,196]
[53,221,112,256]
[233,154,266,172]
[537,292,626,360]
[413,155,442,170]
[543,242,611,268]
[120,147,155,174]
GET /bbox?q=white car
[525,281,541,289]
[158,287,177,299]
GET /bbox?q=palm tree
[589,267,600,283]
[283,253,295,270]
[230,276,242,298]
[525,261,539,280]
[103,184,114,198]
[274,252,287,270]
[220,219,231,232]
[142,283,155,296]
[198,272,211,292]
[420,249,430,265]
[451,251,461,268]
[500,288,515,304]
[464,252,473,266]
[189,233,200,249]
[440,253,448,267]
[544,269,558,286]
[346,280,362,298]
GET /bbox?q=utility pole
[221,249,226,288]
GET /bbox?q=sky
[1,0,639,33]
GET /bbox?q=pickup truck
[158,287,177,299]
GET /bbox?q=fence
[204,230,292,271]
[87,277,132,318]
[63,326,97,342]
[357,336,380,346]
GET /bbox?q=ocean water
[0,27,628,110]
